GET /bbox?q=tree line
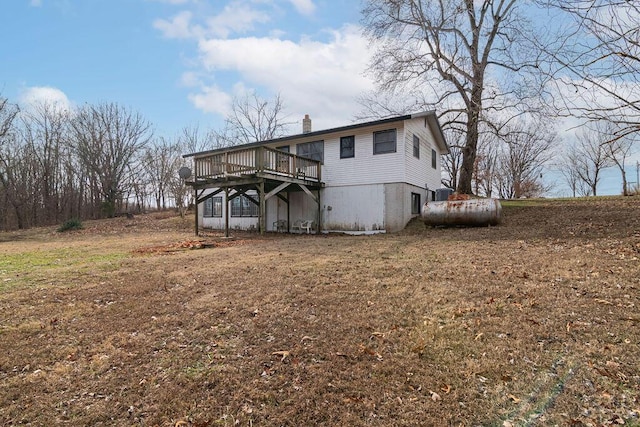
[0,92,290,231]
[0,99,185,230]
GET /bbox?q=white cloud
[19,86,72,111]
[288,0,316,16]
[180,71,202,87]
[154,11,203,39]
[154,3,270,40]
[193,25,376,129]
[187,84,233,116]
[206,3,271,38]
[153,2,376,129]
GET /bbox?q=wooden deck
[185,146,324,236]
[189,146,322,188]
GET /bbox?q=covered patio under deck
[185,145,324,236]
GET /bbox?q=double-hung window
[296,140,324,162]
[413,135,420,158]
[431,149,437,169]
[373,129,397,154]
[203,196,222,218]
[340,135,355,159]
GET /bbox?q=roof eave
[414,111,450,154]
[183,114,414,158]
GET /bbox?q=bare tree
[174,124,216,216]
[493,121,556,199]
[473,133,500,197]
[143,137,183,210]
[564,127,613,196]
[20,102,71,224]
[180,124,214,154]
[556,155,582,198]
[540,1,640,140]
[212,92,293,146]
[441,129,464,190]
[362,0,546,194]
[0,96,19,141]
[603,131,636,196]
[0,135,37,229]
[70,103,152,218]
[0,96,22,229]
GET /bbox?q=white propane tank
[422,198,502,227]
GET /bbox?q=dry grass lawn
[0,198,639,426]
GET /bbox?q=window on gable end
[413,135,420,158]
[431,148,437,169]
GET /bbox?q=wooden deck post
[317,188,321,235]
[259,180,266,235]
[287,191,290,233]
[194,195,199,236]
[224,187,229,238]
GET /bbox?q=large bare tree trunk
[362,0,545,194]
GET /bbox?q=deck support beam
[224,187,230,238]
[317,188,322,235]
[265,182,291,201]
[258,181,266,235]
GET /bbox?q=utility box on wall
[435,188,454,201]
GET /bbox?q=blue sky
[1,0,368,135]
[1,0,637,195]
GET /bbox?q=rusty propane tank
[421,198,502,227]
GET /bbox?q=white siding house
[184,111,449,234]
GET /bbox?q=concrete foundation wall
[321,184,385,232]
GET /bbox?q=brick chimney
[302,114,311,134]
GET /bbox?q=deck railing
[193,146,321,183]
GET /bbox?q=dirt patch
[0,198,639,426]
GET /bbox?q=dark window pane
[231,194,259,217]
[373,129,396,154]
[212,196,222,217]
[411,192,421,215]
[340,135,355,158]
[203,198,213,217]
[296,140,324,162]
[413,135,420,158]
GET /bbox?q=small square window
[413,135,420,158]
[340,135,355,158]
[373,129,396,154]
[431,149,437,169]
[411,192,421,215]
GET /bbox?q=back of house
[183,111,449,234]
